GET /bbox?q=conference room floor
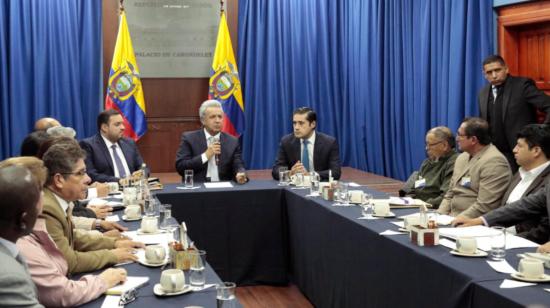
[151,167,404,308]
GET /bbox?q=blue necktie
[111,144,127,178]
[302,140,310,172]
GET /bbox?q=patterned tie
[111,144,127,178]
[302,140,310,172]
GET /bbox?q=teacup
[145,245,166,264]
[456,236,477,254]
[160,269,185,293]
[373,200,390,216]
[107,182,119,194]
[124,205,141,219]
[141,216,158,233]
[349,190,363,204]
[404,216,420,230]
[518,258,545,279]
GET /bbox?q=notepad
[204,182,233,188]
[105,276,149,295]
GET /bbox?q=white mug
[160,269,185,293]
[518,258,545,279]
[145,245,166,264]
[124,205,141,219]
[456,236,477,254]
[141,216,158,233]
[373,200,390,216]
[349,190,364,204]
[404,216,420,230]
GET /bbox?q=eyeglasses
[60,169,87,177]
[426,141,443,147]
[119,288,138,305]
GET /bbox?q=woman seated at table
[0,157,128,307]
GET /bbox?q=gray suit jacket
[485,182,550,244]
[500,164,550,244]
[0,243,43,308]
[438,144,511,218]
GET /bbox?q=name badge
[414,178,426,189]
[460,177,471,188]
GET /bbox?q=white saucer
[450,249,488,257]
[372,212,396,218]
[153,283,192,296]
[511,272,550,282]
[136,229,165,235]
[137,258,169,267]
[122,215,141,221]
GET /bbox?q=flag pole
[220,0,224,15]
[119,0,125,14]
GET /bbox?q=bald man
[34,117,61,131]
[0,165,44,307]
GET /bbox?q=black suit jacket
[500,164,550,244]
[175,129,246,182]
[485,176,550,244]
[479,76,550,158]
[79,133,145,183]
[272,132,341,181]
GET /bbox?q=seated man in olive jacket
[400,126,458,208]
[41,142,144,274]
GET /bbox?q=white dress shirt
[200,129,221,181]
[100,135,131,178]
[300,131,316,172]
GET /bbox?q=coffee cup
[349,190,363,204]
[404,216,420,230]
[456,236,477,254]
[141,216,158,233]
[373,200,390,216]
[518,258,545,279]
[107,182,119,193]
[124,205,141,219]
[145,245,166,264]
[160,269,185,293]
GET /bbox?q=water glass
[338,182,350,204]
[281,170,291,186]
[294,172,304,186]
[189,250,206,287]
[145,196,160,216]
[216,282,237,308]
[309,172,320,196]
[278,167,288,186]
[361,193,373,217]
[490,226,506,261]
[184,170,194,188]
[123,187,137,206]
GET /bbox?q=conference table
[150,180,550,308]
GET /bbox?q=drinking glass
[123,187,137,206]
[338,182,350,205]
[160,204,179,233]
[294,172,304,186]
[309,172,320,196]
[361,193,373,217]
[189,250,207,288]
[216,282,237,308]
[278,167,288,186]
[281,170,291,186]
[184,170,194,188]
[490,226,506,261]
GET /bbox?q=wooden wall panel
[517,24,550,91]
[102,0,239,173]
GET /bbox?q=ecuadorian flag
[105,11,147,140]
[209,12,245,137]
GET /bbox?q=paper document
[500,279,536,288]
[357,216,381,220]
[439,226,502,238]
[101,295,122,308]
[106,276,149,295]
[438,238,457,250]
[391,221,405,228]
[204,182,233,189]
[380,230,407,235]
[475,235,538,252]
[487,260,517,274]
[106,215,120,222]
[123,231,171,245]
[399,213,454,226]
[348,182,361,187]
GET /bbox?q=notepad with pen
[105,276,149,295]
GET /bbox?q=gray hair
[199,100,222,120]
[47,126,76,138]
[428,126,455,149]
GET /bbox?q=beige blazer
[438,144,511,218]
[41,188,117,274]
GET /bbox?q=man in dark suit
[175,100,247,183]
[272,107,341,181]
[478,55,550,172]
[453,124,550,246]
[0,165,44,307]
[80,109,145,183]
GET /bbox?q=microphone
[213,137,220,165]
